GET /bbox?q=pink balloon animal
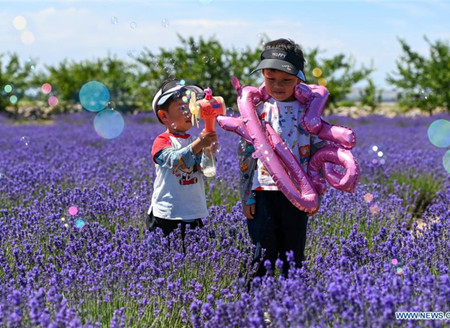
[217,77,360,214]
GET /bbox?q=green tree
[135,35,261,111]
[387,37,449,115]
[304,48,374,109]
[359,78,383,113]
[38,54,139,113]
[0,53,36,116]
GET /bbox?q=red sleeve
[151,133,172,163]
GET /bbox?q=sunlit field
[0,112,449,327]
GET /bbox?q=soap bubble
[93,109,124,139]
[21,31,35,45]
[443,149,450,173]
[428,119,450,148]
[20,136,30,146]
[130,21,137,29]
[79,81,110,112]
[68,206,78,216]
[161,18,170,28]
[75,219,85,229]
[312,67,322,78]
[363,193,373,203]
[4,85,12,93]
[41,83,52,94]
[48,96,59,107]
[13,16,27,30]
[110,16,119,25]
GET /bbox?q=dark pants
[247,191,308,277]
[146,212,204,240]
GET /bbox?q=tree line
[0,35,448,118]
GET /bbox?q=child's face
[159,99,192,133]
[262,69,301,102]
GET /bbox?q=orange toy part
[197,96,226,132]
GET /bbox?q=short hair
[263,38,305,71]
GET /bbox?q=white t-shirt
[148,132,208,221]
[252,98,320,191]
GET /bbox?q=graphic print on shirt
[173,161,198,185]
[152,133,199,186]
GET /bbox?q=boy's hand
[198,130,217,148]
[243,203,255,219]
[192,130,217,154]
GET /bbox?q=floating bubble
[212,141,221,153]
[75,219,85,229]
[27,58,36,70]
[443,149,450,173]
[4,85,12,93]
[396,267,403,275]
[419,88,431,100]
[427,119,450,148]
[93,108,124,139]
[64,223,69,228]
[210,57,217,64]
[13,16,27,30]
[391,258,398,265]
[79,81,110,112]
[202,56,209,63]
[130,21,137,29]
[161,18,170,28]
[318,78,327,86]
[312,67,322,78]
[110,16,119,24]
[182,96,188,103]
[48,96,59,107]
[185,90,191,95]
[10,95,18,104]
[20,136,30,146]
[363,193,373,203]
[41,83,52,94]
[369,204,380,214]
[21,31,35,45]
[107,101,116,110]
[180,79,186,86]
[61,217,65,222]
[68,206,78,216]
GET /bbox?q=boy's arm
[153,131,217,170]
[154,145,198,169]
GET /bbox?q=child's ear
[157,110,167,123]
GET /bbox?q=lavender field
[0,112,449,328]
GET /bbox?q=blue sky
[1,0,449,89]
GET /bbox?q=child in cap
[239,39,327,277]
[147,77,217,238]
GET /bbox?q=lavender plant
[0,112,448,327]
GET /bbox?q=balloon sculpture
[216,77,360,214]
